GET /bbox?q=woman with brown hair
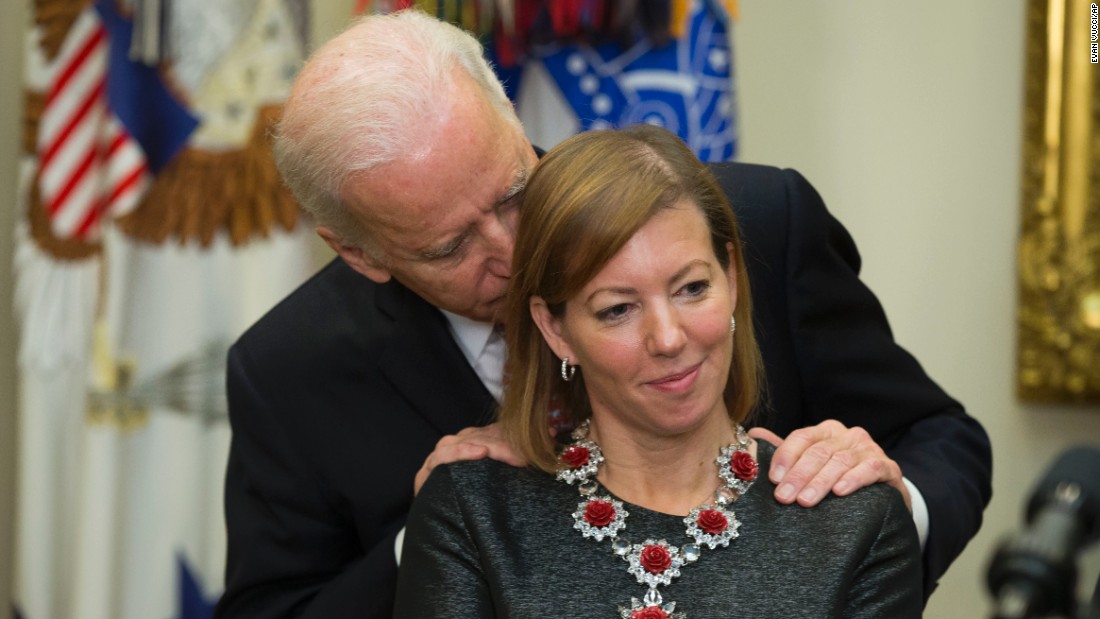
[394,125,921,618]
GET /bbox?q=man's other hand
[749,419,911,511]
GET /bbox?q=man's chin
[477,298,506,324]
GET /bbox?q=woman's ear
[530,296,576,363]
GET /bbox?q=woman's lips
[645,363,702,394]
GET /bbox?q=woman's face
[532,200,737,439]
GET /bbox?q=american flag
[36,0,198,242]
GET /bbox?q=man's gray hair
[274,10,520,246]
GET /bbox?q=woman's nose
[645,306,687,357]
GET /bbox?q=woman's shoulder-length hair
[500,124,763,473]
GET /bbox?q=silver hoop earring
[730,315,737,335]
[561,357,576,382]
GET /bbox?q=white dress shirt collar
[441,310,505,401]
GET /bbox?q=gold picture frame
[1017,0,1100,402]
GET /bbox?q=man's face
[336,78,538,323]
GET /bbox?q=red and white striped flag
[36,7,148,241]
[16,1,313,618]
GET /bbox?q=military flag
[14,1,312,617]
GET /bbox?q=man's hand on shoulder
[749,420,912,511]
[414,423,527,495]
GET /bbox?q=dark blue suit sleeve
[215,343,403,619]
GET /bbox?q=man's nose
[484,213,515,277]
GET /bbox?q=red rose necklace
[556,420,758,619]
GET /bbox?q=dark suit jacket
[214,163,992,618]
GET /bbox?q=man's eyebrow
[498,167,529,204]
[420,229,471,260]
[420,166,529,260]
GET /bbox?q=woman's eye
[680,280,711,297]
[596,304,631,321]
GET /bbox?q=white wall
[734,1,1100,616]
[1,0,27,613]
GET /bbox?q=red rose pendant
[695,509,728,534]
[730,451,758,481]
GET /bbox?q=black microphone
[988,445,1100,619]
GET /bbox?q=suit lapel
[374,280,497,436]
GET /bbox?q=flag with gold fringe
[14,0,313,617]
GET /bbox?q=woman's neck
[586,414,750,516]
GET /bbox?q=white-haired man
[215,10,990,618]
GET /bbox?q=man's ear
[530,296,576,363]
[316,226,392,284]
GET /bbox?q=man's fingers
[748,426,819,485]
[764,421,865,503]
[746,427,782,447]
[413,442,491,496]
[833,458,910,510]
[480,442,527,467]
[448,424,523,466]
[772,441,838,503]
[791,449,858,506]
[832,458,883,496]
[766,424,840,486]
[432,442,493,466]
[750,419,906,508]
[413,423,527,496]
[455,424,503,439]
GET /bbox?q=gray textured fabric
[395,442,922,618]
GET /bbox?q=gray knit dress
[394,441,922,618]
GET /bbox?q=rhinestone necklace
[556,421,758,619]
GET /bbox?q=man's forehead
[349,154,527,251]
